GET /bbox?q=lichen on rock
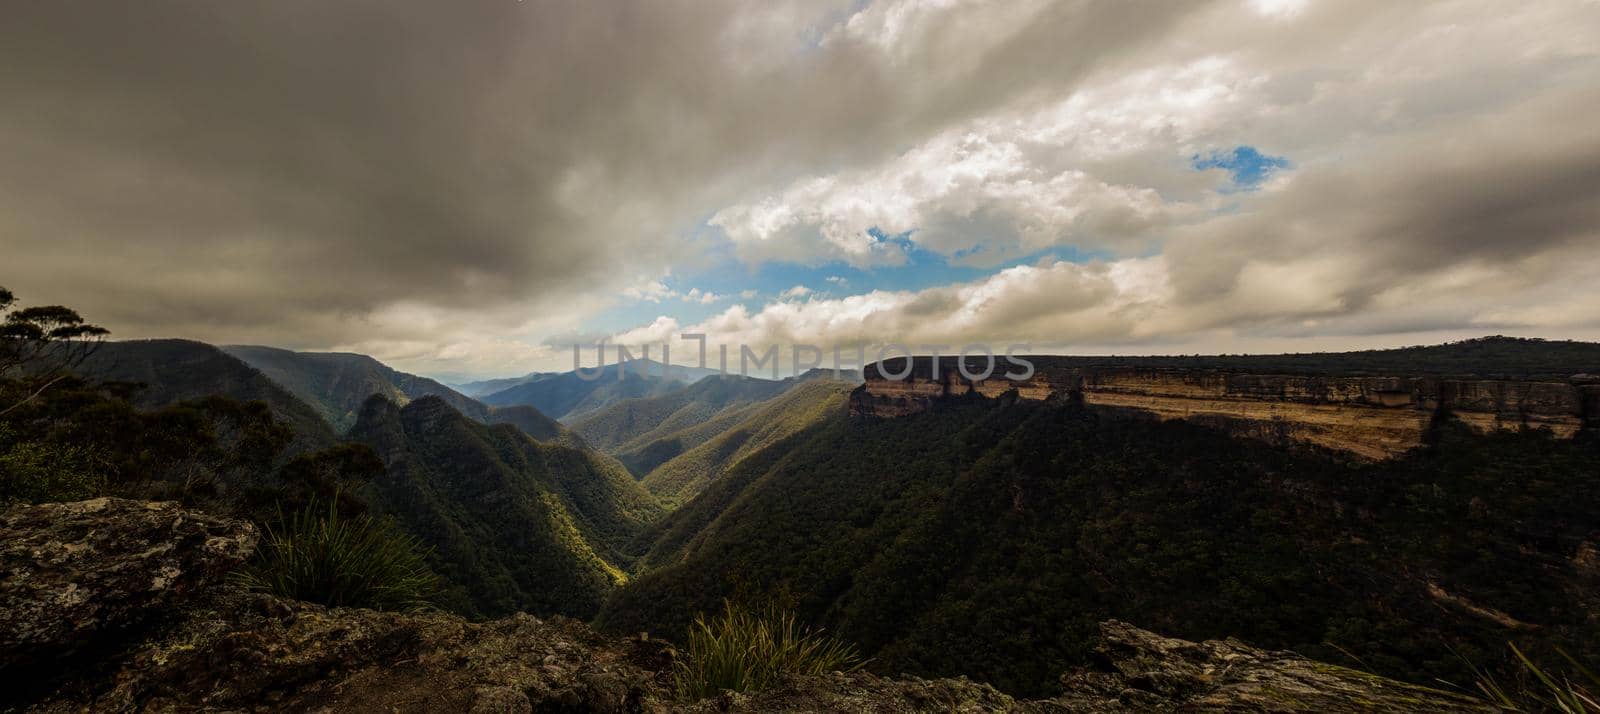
[0,497,257,672]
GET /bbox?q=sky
[3,0,1599,380]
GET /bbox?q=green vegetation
[639,380,853,506]
[2,287,658,622]
[601,395,1600,698]
[349,395,664,618]
[233,500,440,611]
[570,374,790,458]
[0,423,104,504]
[673,600,863,700]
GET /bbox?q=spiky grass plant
[1470,643,1600,713]
[673,600,864,700]
[232,500,439,612]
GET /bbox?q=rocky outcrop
[1038,620,1495,712]
[851,358,1595,459]
[0,498,257,672]
[26,589,673,713]
[6,499,1497,712]
[701,621,1495,712]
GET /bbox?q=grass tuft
[232,500,439,612]
[673,599,864,700]
[1469,643,1600,713]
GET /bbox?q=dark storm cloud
[0,0,1210,348]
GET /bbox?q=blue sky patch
[588,231,1117,336]
[1192,146,1291,191]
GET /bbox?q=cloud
[623,281,675,303]
[0,0,1205,361]
[610,79,1600,362]
[623,280,723,305]
[685,288,724,305]
[2,0,1597,377]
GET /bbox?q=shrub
[232,500,440,611]
[673,600,863,700]
[0,425,105,505]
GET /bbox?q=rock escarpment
[5,498,1501,712]
[852,358,1597,458]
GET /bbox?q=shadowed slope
[223,345,489,430]
[350,395,663,618]
[74,339,336,451]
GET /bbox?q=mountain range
[52,335,1600,702]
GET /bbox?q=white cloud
[1247,0,1310,19]
[623,279,725,305]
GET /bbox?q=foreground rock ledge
[4,499,1494,712]
[0,497,257,671]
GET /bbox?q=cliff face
[851,359,1596,459]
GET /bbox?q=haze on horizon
[3,0,1598,380]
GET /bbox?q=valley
[5,329,1599,709]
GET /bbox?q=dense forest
[599,394,1600,697]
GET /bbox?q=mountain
[589,357,725,384]
[223,345,579,445]
[454,372,551,398]
[637,379,855,507]
[568,374,794,473]
[600,389,1600,697]
[479,361,691,422]
[481,404,565,442]
[349,395,663,618]
[222,345,491,431]
[72,339,336,450]
[458,359,724,399]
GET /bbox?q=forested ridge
[600,394,1600,697]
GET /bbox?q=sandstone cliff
[3,498,1496,712]
[851,358,1596,459]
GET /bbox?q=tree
[0,286,109,415]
